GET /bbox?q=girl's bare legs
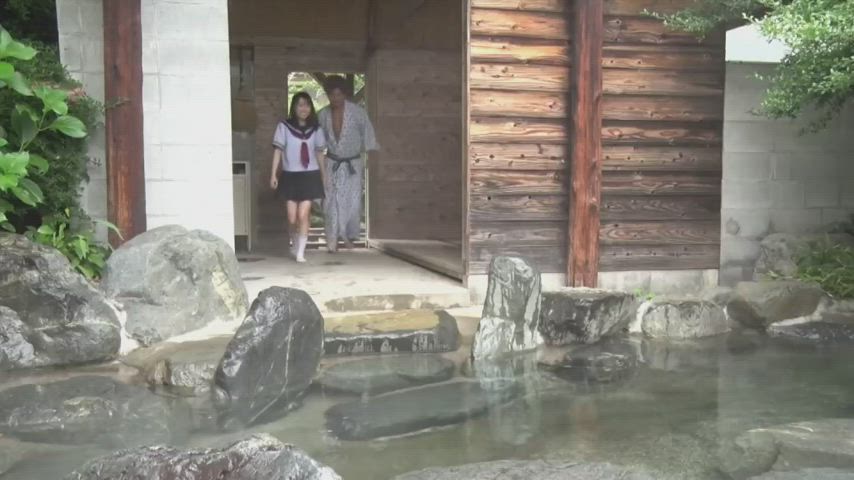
[295,200,312,262]
[286,201,299,258]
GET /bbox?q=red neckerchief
[284,121,318,169]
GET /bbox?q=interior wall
[367,0,463,241]
[228,0,463,246]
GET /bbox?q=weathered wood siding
[366,0,463,242]
[599,0,724,271]
[468,0,571,275]
[367,49,462,241]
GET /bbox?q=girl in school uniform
[269,92,329,262]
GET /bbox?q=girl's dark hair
[287,92,319,127]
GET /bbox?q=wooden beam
[103,0,146,246]
[568,0,604,287]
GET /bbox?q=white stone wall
[57,0,235,247]
[721,62,854,284]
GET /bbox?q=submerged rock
[325,380,517,440]
[768,311,854,345]
[64,433,341,480]
[754,233,854,279]
[0,375,179,447]
[472,256,543,360]
[324,310,459,355]
[749,469,854,479]
[0,234,121,370]
[318,355,455,395]
[728,281,827,329]
[541,339,638,384]
[393,460,655,480]
[100,225,248,346]
[641,297,729,339]
[123,336,231,396]
[725,419,854,478]
[539,289,637,346]
[212,287,324,428]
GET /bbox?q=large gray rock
[754,233,854,279]
[100,225,248,346]
[64,434,340,480]
[749,470,854,480]
[539,289,637,345]
[0,376,180,447]
[641,297,729,339]
[318,355,455,395]
[725,419,854,478]
[212,287,324,428]
[728,281,827,329]
[0,234,121,370]
[472,256,543,360]
[324,310,459,355]
[393,460,655,480]
[325,380,517,440]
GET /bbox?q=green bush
[1,28,114,280]
[794,241,854,299]
[0,37,102,230]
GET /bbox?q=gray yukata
[318,101,379,248]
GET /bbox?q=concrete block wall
[721,63,854,284]
[57,0,236,247]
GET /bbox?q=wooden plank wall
[468,0,571,275]
[599,0,725,272]
[367,50,462,241]
[367,0,463,242]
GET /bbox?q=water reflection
[4,335,854,479]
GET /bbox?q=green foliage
[633,288,656,302]
[1,28,113,280]
[26,208,119,280]
[0,36,102,230]
[0,0,58,45]
[794,241,854,299]
[649,0,854,131]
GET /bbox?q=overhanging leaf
[7,72,32,96]
[11,107,37,146]
[27,153,49,174]
[18,178,44,203]
[0,152,29,175]
[35,87,69,115]
[49,115,87,138]
[0,62,13,81]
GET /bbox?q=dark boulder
[472,256,543,360]
[100,225,248,346]
[64,434,341,480]
[212,287,324,428]
[541,339,639,384]
[539,289,637,346]
[0,234,121,370]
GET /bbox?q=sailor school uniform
[272,120,327,202]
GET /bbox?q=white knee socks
[296,234,308,262]
[289,231,299,258]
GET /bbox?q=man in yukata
[318,75,380,252]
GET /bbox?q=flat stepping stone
[394,460,655,480]
[325,380,516,440]
[324,310,459,355]
[318,355,455,395]
[768,312,854,344]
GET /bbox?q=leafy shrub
[0,37,102,230]
[26,208,117,280]
[1,28,114,280]
[794,241,854,299]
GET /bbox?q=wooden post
[103,0,146,246]
[568,0,603,287]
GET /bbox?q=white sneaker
[296,255,306,263]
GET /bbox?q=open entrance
[228,0,465,281]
